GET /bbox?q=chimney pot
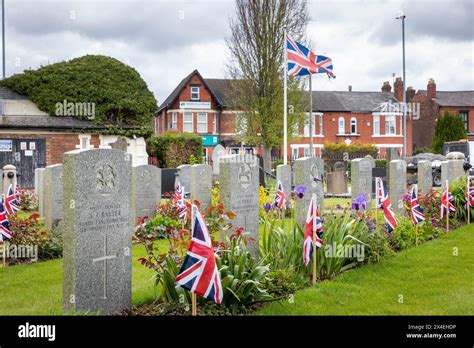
[348,85,352,92]
[427,78,436,99]
[381,81,392,92]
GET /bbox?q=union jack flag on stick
[176,205,223,313]
[441,180,456,232]
[287,36,336,78]
[466,176,474,224]
[375,177,398,233]
[173,182,188,223]
[0,196,12,268]
[4,184,20,215]
[273,181,287,210]
[410,184,425,226]
[303,194,323,284]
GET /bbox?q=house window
[385,115,396,135]
[304,147,309,157]
[459,110,469,132]
[373,115,380,135]
[171,112,178,129]
[231,148,240,154]
[338,117,345,134]
[190,86,200,100]
[245,148,254,155]
[183,112,193,133]
[318,114,323,135]
[197,112,207,133]
[77,134,91,150]
[304,113,317,137]
[292,147,298,159]
[350,117,357,134]
[213,113,217,134]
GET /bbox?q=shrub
[0,55,156,132]
[147,132,203,168]
[19,190,38,211]
[431,111,467,154]
[375,159,386,168]
[322,142,378,159]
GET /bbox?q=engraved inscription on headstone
[389,159,407,214]
[351,158,372,211]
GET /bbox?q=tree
[431,111,467,154]
[0,55,157,133]
[227,0,310,172]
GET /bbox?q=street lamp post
[396,11,407,158]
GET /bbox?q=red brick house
[410,79,474,150]
[0,86,149,188]
[155,70,413,162]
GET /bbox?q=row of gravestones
[33,148,327,315]
[351,153,468,213]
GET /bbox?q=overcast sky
[6,0,474,104]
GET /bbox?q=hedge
[147,132,203,168]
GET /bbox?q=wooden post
[192,293,197,316]
[415,225,419,246]
[2,242,6,267]
[312,194,317,285]
[467,175,471,225]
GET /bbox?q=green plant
[431,111,467,154]
[0,55,157,131]
[375,159,386,168]
[147,132,203,168]
[450,177,472,222]
[19,190,38,211]
[414,146,433,155]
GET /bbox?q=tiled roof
[0,86,29,100]
[419,90,474,107]
[0,115,136,130]
[309,91,398,112]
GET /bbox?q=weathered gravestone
[44,164,63,231]
[190,164,212,212]
[211,144,226,176]
[441,152,467,184]
[351,158,372,211]
[417,160,432,195]
[132,165,161,220]
[34,168,44,195]
[176,164,191,193]
[389,160,407,213]
[62,149,132,315]
[276,164,292,199]
[386,148,400,189]
[219,154,259,255]
[293,157,324,224]
[36,168,46,217]
[327,171,347,194]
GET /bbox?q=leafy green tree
[227,0,310,172]
[0,55,157,132]
[431,111,467,154]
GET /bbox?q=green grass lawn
[257,223,474,315]
[0,244,159,315]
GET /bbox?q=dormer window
[190,86,200,100]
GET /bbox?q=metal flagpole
[309,75,313,157]
[2,0,5,79]
[191,205,197,316]
[312,194,317,285]
[467,175,470,224]
[397,11,407,158]
[283,26,288,165]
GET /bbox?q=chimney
[394,77,404,101]
[427,78,436,99]
[348,85,352,92]
[381,81,392,92]
[406,86,415,102]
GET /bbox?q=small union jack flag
[176,205,223,305]
[466,176,474,208]
[303,194,323,266]
[441,180,456,218]
[0,196,12,241]
[4,184,19,215]
[174,182,188,221]
[287,35,335,78]
[376,177,398,233]
[410,184,425,226]
[273,181,287,210]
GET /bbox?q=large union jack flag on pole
[287,36,335,78]
[375,177,398,233]
[0,195,12,241]
[410,184,425,226]
[176,205,223,305]
[441,180,456,218]
[303,194,323,266]
[4,184,19,215]
[273,181,287,210]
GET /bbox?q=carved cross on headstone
[92,234,117,299]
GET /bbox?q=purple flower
[263,203,272,212]
[294,185,307,199]
[352,193,367,211]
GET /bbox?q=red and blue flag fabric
[4,184,20,215]
[303,195,323,266]
[173,182,188,221]
[273,181,287,209]
[0,195,12,241]
[376,177,398,233]
[410,184,425,226]
[287,36,335,78]
[441,180,456,218]
[176,205,223,305]
[466,177,474,208]
[14,185,21,205]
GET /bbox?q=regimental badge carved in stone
[310,164,319,188]
[141,169,151,187]
[96,163,116,194]
[238,163,252,190]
